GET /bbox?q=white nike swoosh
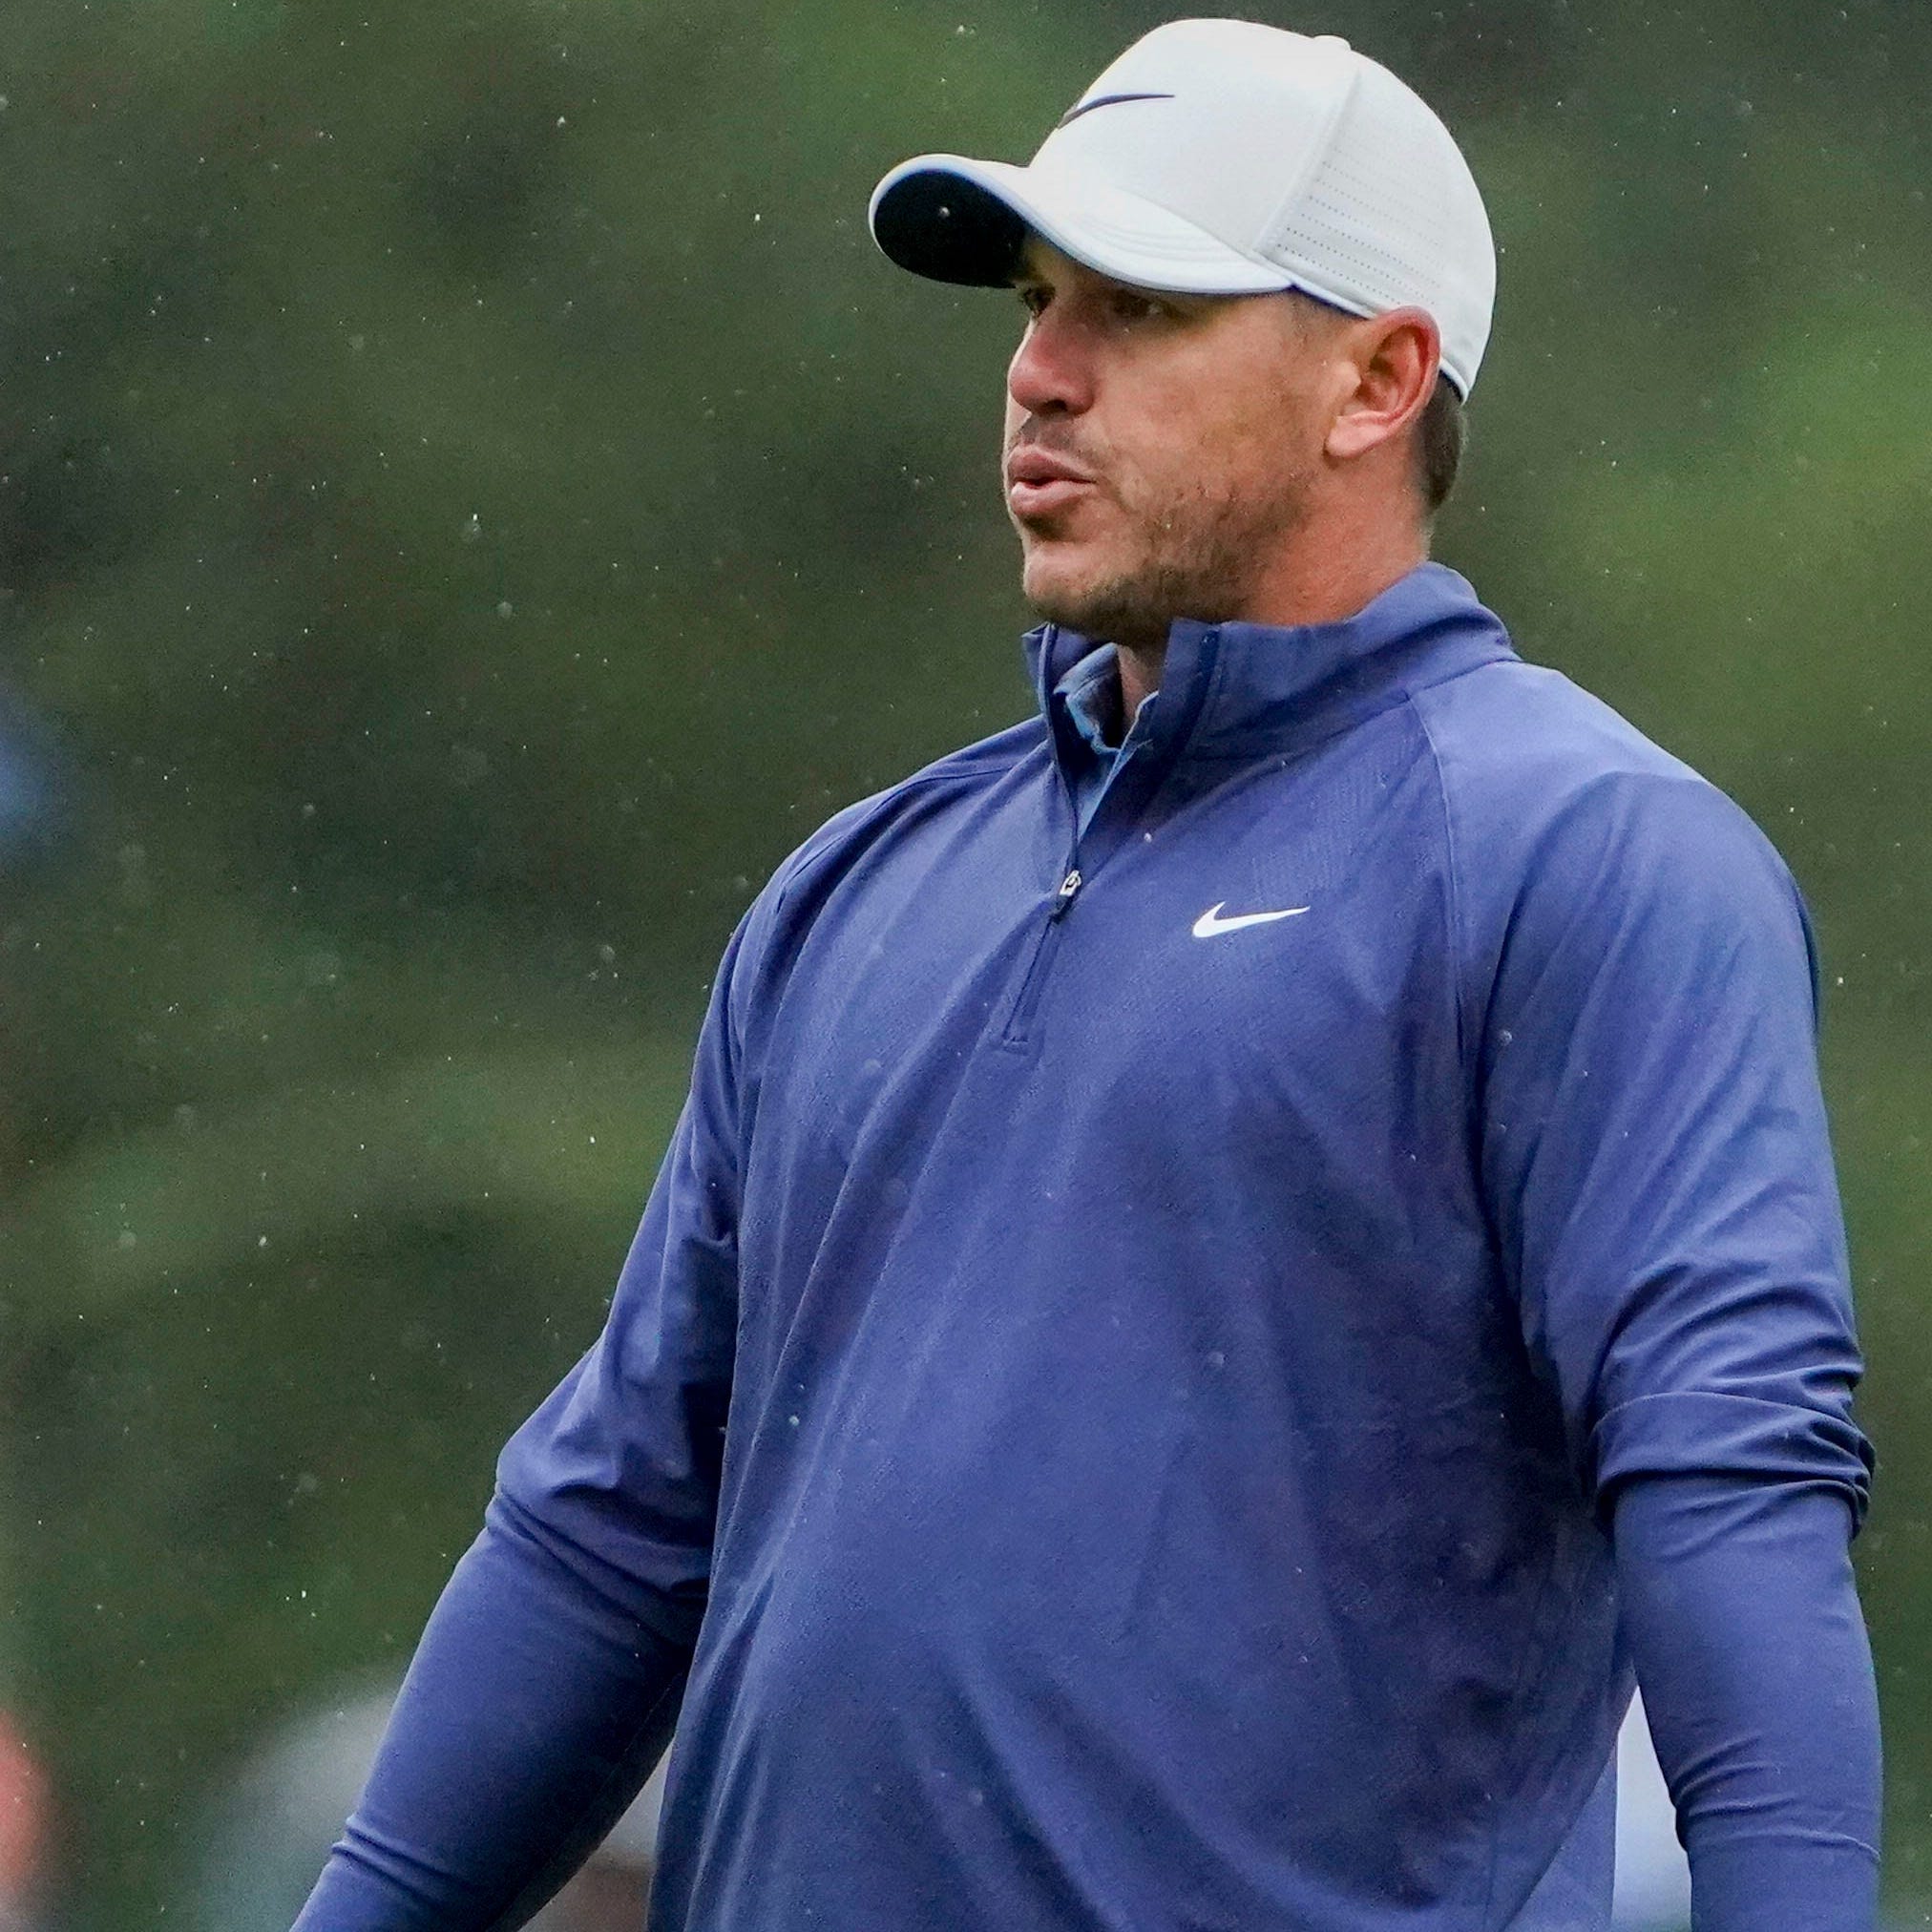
[1192,902,1310,938]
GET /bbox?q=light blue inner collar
[1052,642,1159,835]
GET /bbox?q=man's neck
[1113,529,1429,718]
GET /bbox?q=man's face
[1001,238,1339,648]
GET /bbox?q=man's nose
[1007,311,1094,418]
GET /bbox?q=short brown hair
[1417,378,1466,515]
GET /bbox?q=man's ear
[1325,309,1440,465]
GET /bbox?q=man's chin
[1021,552,1158,642]
[1020,550,1119,633]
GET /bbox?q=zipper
[1001,623,1216,1052]
[1000,851,1082,1049]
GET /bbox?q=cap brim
[868,154,1292,297]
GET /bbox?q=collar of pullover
[1022,561,1515,769]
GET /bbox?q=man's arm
[293,909,750,1929]
[291,1496,686,1927]
[1614,1475,1879,1931]
[1473,767,1880,1928]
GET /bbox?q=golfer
[295,21,1880,1930]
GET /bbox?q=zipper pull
[1049,868,1082,919]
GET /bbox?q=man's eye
[1017,287,1049,318]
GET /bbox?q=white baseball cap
[869,19,1497,397]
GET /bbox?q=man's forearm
[1613,1473,1880,1932]
[292,1491,687,1930]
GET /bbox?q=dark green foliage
[1,1,1926,1922]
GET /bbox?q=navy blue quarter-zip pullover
[296,563,1878,1931]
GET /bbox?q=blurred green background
[0,0,1925,1923]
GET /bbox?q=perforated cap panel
[1256,58,1494,395]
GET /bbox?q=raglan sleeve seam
[724,761,1008,1128]
[1408,693,1478,1102]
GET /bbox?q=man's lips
[1006,448,1098,516]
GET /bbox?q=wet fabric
[296,563,1877,1931]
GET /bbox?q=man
[295,21,1880,1931]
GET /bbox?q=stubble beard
[1018,464,1313,652]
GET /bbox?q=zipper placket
[999,851,1082,1050]
[1001,623,1215,1051]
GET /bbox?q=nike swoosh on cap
[1055,91,1177,129]
[1192,903,1311,938]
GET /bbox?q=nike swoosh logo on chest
[1192,903,1310,938]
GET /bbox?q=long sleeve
[293,912,752,1928]
[1613,1474,1880,1932]
[1471,766,1878,1923]
[290,1495,685,1928]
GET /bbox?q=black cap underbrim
[870,168,1030,287]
